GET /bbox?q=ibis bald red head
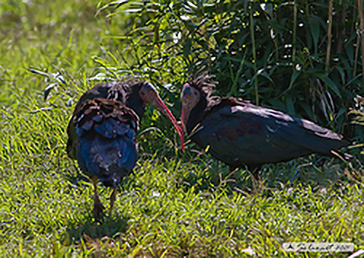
[139,81,185,152]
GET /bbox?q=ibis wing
[74,98,139,187]
[66,82,129,159]
[192,104,349,166]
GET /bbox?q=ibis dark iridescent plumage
[180,75,350,182]
[67,81,184,220]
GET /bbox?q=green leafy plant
[100,0,364,142]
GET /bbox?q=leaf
[44,83,57,102]
[334,65,346,84]
[183,39,192,58]
[257,70,275,85]
[30,107,54,113]
[345,73,363,87]
[260,3,274,18]
[28,68,50,77]
[95,0,129,16]
[52,72,66,84]
[348,250,364,258]
[29,69,66,84]
[308,15,321,53]
[288,68,301,90]
[315,73,342,98]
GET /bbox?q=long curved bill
[180,107,188,133]
[152,96,185,152]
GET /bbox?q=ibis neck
[186,95,208,134]
[125,83,146,119]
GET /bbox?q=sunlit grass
[1,151,363,256]
[0,0,363,257]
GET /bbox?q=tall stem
[358,0,364,77]
[325,0,333,74]
[293,0,297,62]
[250,5,258,105]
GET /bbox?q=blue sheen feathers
[74,98,139,187]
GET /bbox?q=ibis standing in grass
[180,75,350,182]
[67,81,184,220]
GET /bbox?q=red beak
[180,108,187,133]
[152,96,185,152]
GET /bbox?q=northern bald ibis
[180,75,350,182]
[67,81,184,219]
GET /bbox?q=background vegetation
[0,0,363,257]
[99,0,364,140]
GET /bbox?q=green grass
[1,0,363,257]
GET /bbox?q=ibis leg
[92,177,104,221]
[248,165,262,193]
[229,166,238,182]
[253,171,261,184]
[109,187,117,217]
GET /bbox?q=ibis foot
[92,177,105,222]
[109,187,117,217]
[93,198,105,222]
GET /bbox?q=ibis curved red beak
[152,96,185,152]
[139,82,185,152]
[180,107,188,133]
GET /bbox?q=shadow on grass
[63,215,129,246]
[64,163,90,187]
[175,158,256,195]
[175,154,350,196]
[63,166,131,244]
